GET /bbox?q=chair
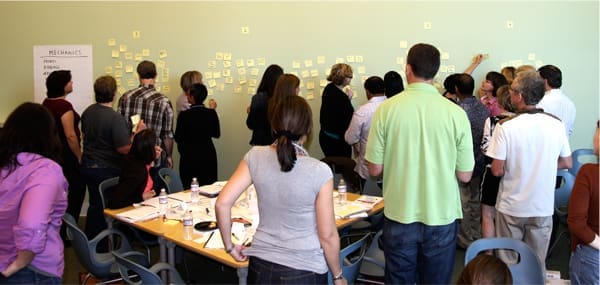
[548,170,576,257]
[321,156,362,193]
[357,230,385,284]
[328,233,370,285]
[158,167,185,194]
[113,251,186,285]
[569,148,597,176]
[98,176,157,261]
[465,238,545,285]
[62,213,146,285]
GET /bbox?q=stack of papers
[116,206,160,223]
[334,195,383,219]
[198,184,222,197]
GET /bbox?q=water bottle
[338,178,347,205]
[183,210,194,240]
[158,188,169,215]
[190,177,200,205]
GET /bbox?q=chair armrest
[89,228,132,252]
[150,262,185,284]
[363,256,385,268]
[120,251,150,267]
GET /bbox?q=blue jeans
[383,217,458,284]
[0,267,61,284]
[570,244,599,285]
[248,256,327,284]
[80,158,121,239]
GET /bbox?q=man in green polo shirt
[366,43,474,284]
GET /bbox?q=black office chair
[321,156,362,193]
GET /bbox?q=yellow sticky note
[257,58,266,66]
[125,52,133,60]
[399,41,408,48]
[125,65,133,73]
[301,70,310,78]
[441,52,450,60]
[208,60,217,69]
[306,92,314,100]
[247,87,256,95]
[310,69,319,77]
[112,50,119,58]
[246,59,255,67]
[207,88,214,96]
[115,61,123,69]
[223,61,231,68]
[159,50,167,59]
[156,60,166,69]
[127,78,135,87]
[439,65,448,73]
[225,77,233,84]
[213,71,221,79]
[108,38,116,46]
[304,60,313,67]
[204,73,212,79]
[105,66,113,74]
[164,220,179,226]
[306,81,315,90]
[163,85,170,92]
[119,45,127,52]
[317,56,325,64]
[236,59,245,67]
[355,55,364,63]
[222,69,231,77]
[447,65,456,73]
[234,86,242,94]
[216,52,224,60]
[217,84,225,92]
[239,76,247,85]
[320,79,327,87]
[132,30,141,39]
[142,49,150,57]
[115,70,123,78]
[250,68,259,76]
[335,58,344,64]
[135,53,143,61]
[224,53,232,61]
[249,79,258,87]
[346,55,355,63]
[292,61,301,69]
[238,68,247,75]
[358,66,366,74]
[208,79,217,88]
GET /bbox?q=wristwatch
[225,245,234,254]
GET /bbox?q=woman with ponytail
[216,95,346,284]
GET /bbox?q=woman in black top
[246,64,283,145]
[319,63,354,157]
[175,83,221,187]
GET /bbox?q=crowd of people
[0,42,596,285]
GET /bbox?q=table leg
[237,267,248,285]
[158,236,167,282]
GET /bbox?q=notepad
[334,203,369,219]
[116,206,159,223]
[353,195,383,209]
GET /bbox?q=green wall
[1,1,598,181]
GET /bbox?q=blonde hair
[180,71,203,92]
[327,63,353,85]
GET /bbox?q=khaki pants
[457,176,482,248]
[495,211,552,270]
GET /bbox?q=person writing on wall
[0,103,68,283]
[216,95,346,284]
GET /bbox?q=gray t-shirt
[243,146,333,274]
[81,103,131,170]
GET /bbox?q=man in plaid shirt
[118,60,174,180]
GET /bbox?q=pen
[204,231,214,248]
[205,207,210,215]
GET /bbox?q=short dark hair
[94,75,117,103]
[444,74,459,95]
[46,70,71,98]
[455,73,475,96]
[0,102,62,176]
[384,71,404,98]
[189,83,208,105]
[537,65,562,88]
[270,96,312,172]
[129,129,157,165]
[513,71,545,105]
[137,60,157,79]
[364,76,385,94]
[407,43,440,80]
[486,71,509,98]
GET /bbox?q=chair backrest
[158,167,184,194]
[63,213,124,279]
[99,176,120,210]
[569,148,597,176]
[465,238,545,285]
[359,230,385,278]
[113,251,185,285]
[329,233,370,284]
[555,170,575,215]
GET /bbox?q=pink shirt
[0,153,68,278]
[480,95,502,117]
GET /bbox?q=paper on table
[334,203,369,219]
[116,206,159,223]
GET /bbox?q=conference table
[104,191,384,284]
